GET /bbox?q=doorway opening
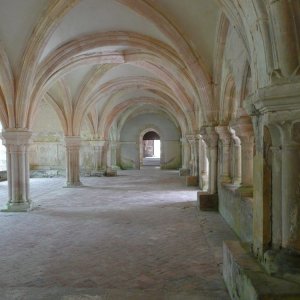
[142,131,161,167]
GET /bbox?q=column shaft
[216,126,232,183]
[240,136,254,186]
[199,139,208,190]
[65,136,82,187]
[232,117,254,188]
[200,127,218,194]
[281,143,300,252]
[2,129,32,212]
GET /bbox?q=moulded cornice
[244,82,300,115]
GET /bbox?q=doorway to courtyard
[140,130,161,167]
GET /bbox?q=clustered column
[2,129,32,212]
[199,138,208,190]
[186,135,198,177]
[91,140,105,171]
[179,137,191,176]
[215,126,232,183]
[232,117,254,189]
[279,122,300,252]
[200,126,219,194]
[65,136,82,187]
[229,127,242,185]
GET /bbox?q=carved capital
[2,129,32,146]
[64,136,81,149]
[186,134,196,144]
[228,127,241,146]
[215,126,232,145]
[89,140,105,147]
[231,116,254,139]
[200,126,218,148]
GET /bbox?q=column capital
[215,126,232,144]
[200,126,218,148]
[64,136,81,147]
[89,140,105,147]
[109,141,119,148]
[186,134,196,144]
[231,116,254,139]
[180,137,188,143]
[272,121,300,146]
[2,129,32,146]
[228,127,241,146]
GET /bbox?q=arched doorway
[140,130,161,167]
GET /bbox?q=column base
[186,175,198,186]
[236,185,253,197]
[1,201,32,212]
[105,168,117,177]
[263,249,300,284]
[64,181,83,188]
[220,176,232,183]
[197,191,218,211]
[223,241,300,299]
[179,168,190,176]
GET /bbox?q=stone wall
[119,112,181,170]
[218,184,253,243]
[216,23,254,242]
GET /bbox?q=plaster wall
[119,113,181,169]
[30,101,100,174]
[29,100,65,174]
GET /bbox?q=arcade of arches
[0,0,300,298]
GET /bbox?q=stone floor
[0,167,236,299]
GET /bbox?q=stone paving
[0,167,236,299]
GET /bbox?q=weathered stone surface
[197,191,218,211]
[179,168,190,176]
[218,183,253,243]
[186,175,198,186]
[223,241,300,300]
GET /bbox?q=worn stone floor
[0,167,236,300]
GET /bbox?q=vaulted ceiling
[0,0,283,138]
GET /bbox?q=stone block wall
[218,184,253,243]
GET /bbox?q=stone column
[179,137,190,176]
[270,144,282,250]
[90,140,105,171]
[185,134,199,186]
[279,122,300,252]
[2,129,32,212]
[232,117,254,188]
[229,127,242,185]
[216,126,232,183]
[106,141,117,176]
[269,0,299,77]
[200,126,219,194]
[65,136,82,187]
[94,145,102,171]
[199,138,208,190]
[186,135,198,176]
